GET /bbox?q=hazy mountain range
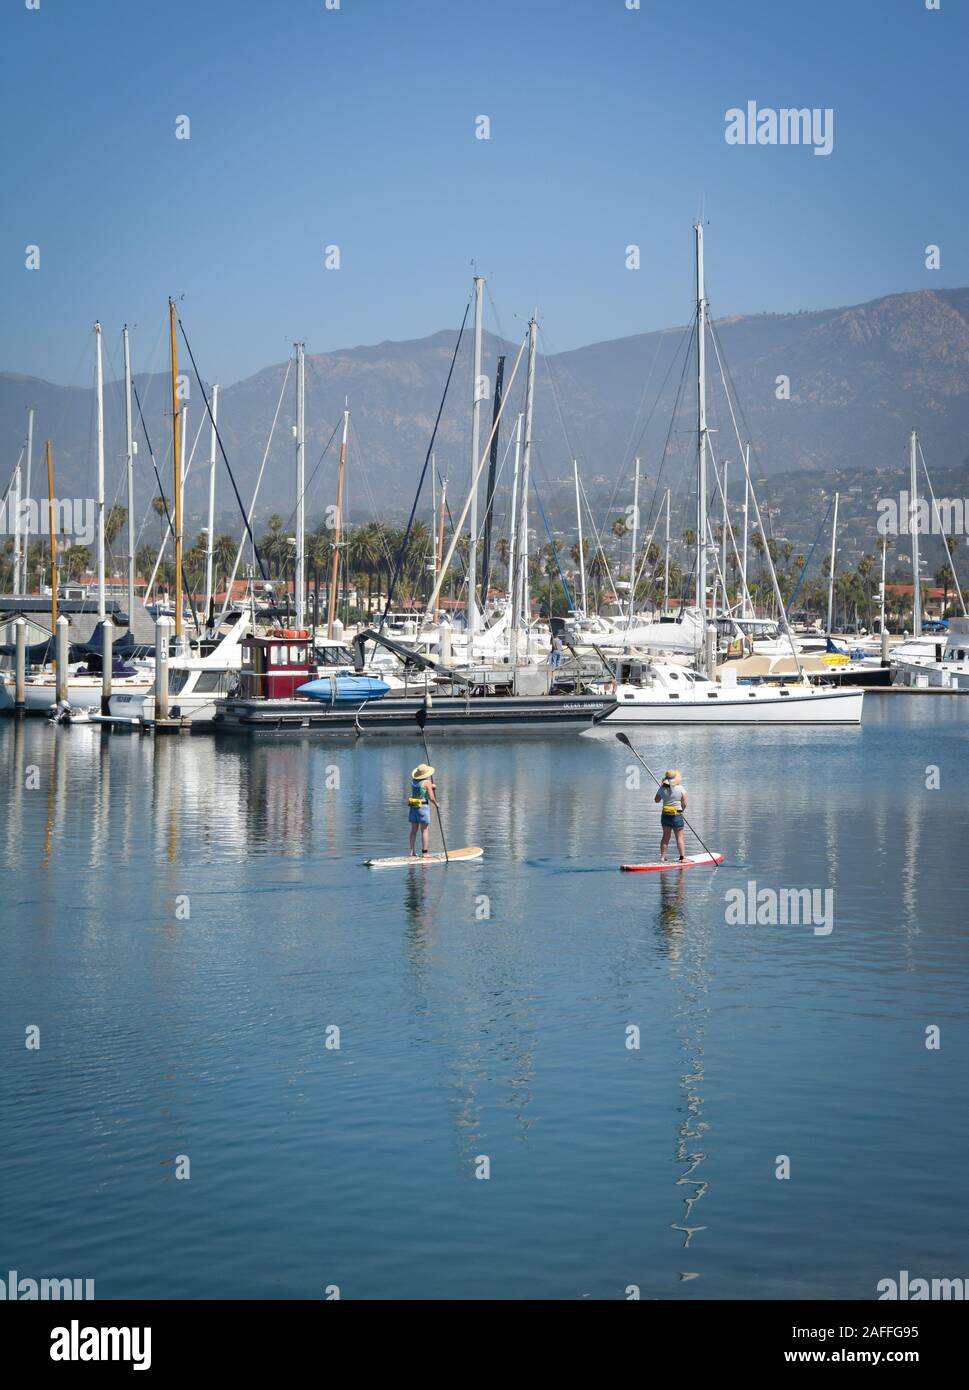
[3,287,969,534]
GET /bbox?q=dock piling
[155,616,173,721]
[55,615,69,705]
[14,618,26,715]
[101,617,113,715]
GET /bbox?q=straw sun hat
[411,764,435,781]
[664,768,682,785]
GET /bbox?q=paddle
[615,731,720,868]
[416,706,449,862]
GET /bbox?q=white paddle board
[620,851,723,873]
[365,847,484,868]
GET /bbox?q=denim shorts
[409,806,431,825]
[661,813,684,830]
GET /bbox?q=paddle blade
[615,731,631,747]
[415,707,427,730]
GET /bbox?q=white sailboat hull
[594,684,864,725]
[0,673,153,713]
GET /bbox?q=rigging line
[177,314,271,586]
[707,324,803,678]
[917,437,967,615]
[531,472,574,611]
[275,415,342,537]
[704,435,754,616]
[785,495,834,614]
[379,300,471,630]
[601,316,697,533]
[218,358,293,622]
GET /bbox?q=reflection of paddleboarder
[655,767,687,863]
[408,763,439,857]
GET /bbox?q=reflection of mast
[657,873,711,1276]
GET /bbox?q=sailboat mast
[169,299,183,643]
[327,404,349,638]
[22,408,34,594]
[518,316,538,640]
[663,487,670,613]
[507,413,523,627]
[123,325,136,630]
[573,459,586,614]
[467,275,485,638]
[480,353,505,608]
[47,441,58,632]
[694,224,708,630]
[741,445,750,616]
[628,460,640,627]
[910,428,922,637]
[204,383,219,623]
[295,343,305,628]
[435,475,447,625]
[11,459,21,595]
[721,460,728,611]
[826,490,839,636]
[95,320,106,619]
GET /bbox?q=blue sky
[2,0,966,386]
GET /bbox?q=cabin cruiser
[108,611,251,723]
[892,617,969,690]
[590,658,864,725]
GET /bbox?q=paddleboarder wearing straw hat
[655,768,687,863]
[408,763,439,857]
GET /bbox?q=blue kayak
[296,675,390,705]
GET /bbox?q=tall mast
[467,275,485,638]
[694,223,708,630]
[573,459,586,615]
[12,460,21,594]
[879,534,888,636]
[663,487,670,613]
[629,459,640,624]
[327,403,349,637]
[22,408,34,593]
[507,412,523,626]
[435,474,447,625]
[909,428,922,637]
[46,442,58,632]
[95,320,106,619]
[204,383,219,622]
[826,490,839,636]
[430,456,437,611]
[517,316,538,636]
[741,444,750,616]
[123,325,136,630]
[480,352,505,607]
[169,298,183,643]
[721,459,728,612]
[294,342,305,628]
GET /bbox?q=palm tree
[105,504,127,574]
[152,496,169,545]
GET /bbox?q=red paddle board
[620,851,723,873]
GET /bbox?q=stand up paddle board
[365,847,484,868]
[620,851,723,873]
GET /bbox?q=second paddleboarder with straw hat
[407,763,439,857]
[655,768,687,863]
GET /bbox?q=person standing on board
[655,768,687,863]
[408,763,439,857]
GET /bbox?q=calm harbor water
[1,697,967,1300]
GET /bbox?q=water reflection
[656,868,711,1279]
